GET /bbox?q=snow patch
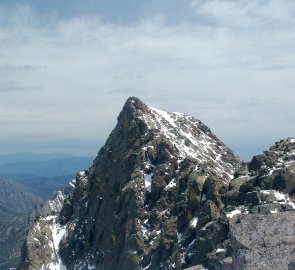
[261,190,295,209]
[143,144,154,192]
[165,178,176,189]
[141,221,151,239]
[226,209,241,218]
[46,219,67,270]
[273,191,286,201]
[144,173,152,192]
[177,232,182,242]
[189,217,198,228]
[48,191,65,213]
[69,179,76,188]
[142,263,152,270]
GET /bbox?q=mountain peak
[125,96,145,106]
[19,98,243,270]
[122,96,148,114]
[111,97,239,180]
[18,98,295,270]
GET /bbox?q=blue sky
[0,0,295,160]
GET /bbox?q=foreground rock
[230,212,295,270]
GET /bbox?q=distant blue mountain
[0,153,95,270]
[0,153,93,177]
[0,152,84,165]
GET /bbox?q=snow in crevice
[69,179,76,188]
[48,224,67,270]
[188,239,196,247]
[38,214,68,270]
[142,263,152,270]
[37,188,71,269]
[225,205,250,219]
[165,178,176,190]
[143,144,154,192]
[48,191,65,214]
[226,209,242,219]
[180,253,186,264]
[144,173,153,192]
[141,219,151,240]
[177,232,183,242]
[216,248,226,253]
[189,217,198,228]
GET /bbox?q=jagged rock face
[250,137,295,194]
[221,138,295,270]
[18,191,67,270]
[57,97,239,270]
[18,98,295,270]
[19,97,240,270]
[224,138,295,208]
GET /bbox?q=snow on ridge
[38,213,68,270]
[69,178,76,188]
[49,191,65,213]
[37,187,72,269]
[47,219,67,270]
[145,106,237,179]
[33,212,67,270]
[261,190,295,209]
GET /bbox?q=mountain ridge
[18,97,295,270]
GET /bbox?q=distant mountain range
[0,153,93,177]
[0,152,78,165]
[0,178,42,216]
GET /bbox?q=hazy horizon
[1,0,295,160]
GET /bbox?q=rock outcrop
[230,212,295,270]
[221,137,295,270]
[18,97,295,270]
[19,191,67,269]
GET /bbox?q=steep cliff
[18,98,295,270]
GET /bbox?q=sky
[0,0,295,160]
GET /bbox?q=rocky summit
[18,98,295,270]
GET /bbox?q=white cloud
[191,0,295,29]
[0,2,295,158]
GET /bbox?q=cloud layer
[1,1,295,159]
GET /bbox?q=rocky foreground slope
[18,98,295,270]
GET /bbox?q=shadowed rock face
[18,98,295,270]
[19,97,239,270]
[58,97,239,270]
